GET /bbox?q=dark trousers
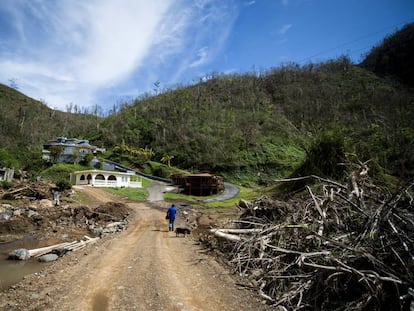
[169,219,175,231]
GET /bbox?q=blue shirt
[167,206,177,220]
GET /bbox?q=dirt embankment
[0,186,269,311]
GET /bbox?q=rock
[28,210,39,218]
[31,293,40,299]
[51,248,69,256]
[91,228,104,237]
[8,248,31,260]
[1,212,12,220]
[38,254,59,262]
[39,199,53,208]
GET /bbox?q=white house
[71,170,142,188]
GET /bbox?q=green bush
[280,129,347,194]
[56,179,72,191]
[40,163,86,183]
[303,129,347,179]
[1,180,13,189]
[80,154,94,166]
[0,148,20,169]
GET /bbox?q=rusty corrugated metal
[171,173,224,196]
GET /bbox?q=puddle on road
[0,235,52,291]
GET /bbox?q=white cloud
[0,0,239,111]
[74,1,171,85]
[167,1,239,83]
[190,47,209,68]
[0,0,173,110]
[278,24,292,35]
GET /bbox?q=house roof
[73,169,135,176]
[186,173,215,177]
[172,173,220,178]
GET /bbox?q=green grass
[140,177,154,187]
[64,190,96,205]
[164,185,262,210]
[164,192,204,204]
[205,186,261,208]
[104,187,148,201]
[40,163,92,183]
[141,161,189,178]
[65,178,152,204]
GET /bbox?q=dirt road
[0,187,267,311]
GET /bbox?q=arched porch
[71,170,142,188]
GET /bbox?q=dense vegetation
[0,84,101,172]
[361,23,414,87]
[0,23,413,187]
[95,55,413,184]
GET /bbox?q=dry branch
[210,229,242,242]
[206,165,414,310]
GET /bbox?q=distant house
[42,137,105,164]
[171,173,224,196]
[71,170,142,188]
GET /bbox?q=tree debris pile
[211,168,414,310]
[0,181,54,200]
[0,202,132,240]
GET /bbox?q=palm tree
[161,155,174,167]
[140,146,155,161]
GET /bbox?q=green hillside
[0,84,100,170]
[0,23,413,185]
[95,56,413,183]
[361,22,414,87]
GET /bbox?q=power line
[298,20,413,64]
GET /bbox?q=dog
[175,227,191,237]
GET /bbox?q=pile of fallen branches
[1,181,52,200]
[212,164,414,310]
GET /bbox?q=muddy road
[0,187,267,311]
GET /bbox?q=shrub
[1,181,13,189]
[280,129,347,194]
[56,179,72,191]
[302,129,347,179]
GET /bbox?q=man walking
[166,203,177,232]
[53,191,60,206]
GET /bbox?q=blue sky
[0,0,413,114]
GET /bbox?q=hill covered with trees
[361,22,414,87]
[0,23,413,185]
[96,55,413,183]
[0,84,100,171]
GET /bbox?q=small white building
[71,170,142,188]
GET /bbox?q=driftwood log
[18,236,99,259]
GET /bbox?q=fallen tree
[207,163,414,310]
[9,236,100,260]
